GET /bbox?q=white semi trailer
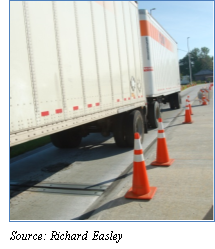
[10,1,147,148]
[139,9,181,128]
[10,1,181,149]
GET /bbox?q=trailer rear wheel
[174,92,181,109]
[125,110,144,147]
[113,114,127,147]
[169,92,181,109]
[50,129,82,148]
[169,99,175,110]
[148,101,160,128]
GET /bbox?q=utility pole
[187,37,193,84]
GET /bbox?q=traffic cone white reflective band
[134,133,144,162]
[158,130,166,138]
[186,106,189,110]
[134,137,142,150]
[134,153,145,162]
[158,119,165,137]
[158,118,164,130]
[158,120,164,130]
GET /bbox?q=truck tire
[125,110,144,147]
[50,129,82,148]
[169,99,175,110]
[144,114,148,133]
[148,101,160,128]
[113,113,127,147]
[174,92,181,109]
[169,92,181,109]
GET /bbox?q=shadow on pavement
[86,164,158,189]
[161,108,173,112]
[72,164,157,220]
[166,123,184,128]
[190,104,204,108]
[72,196,150,220]
[10,134,132,198]
[202,205,214,220]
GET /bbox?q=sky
[138,1,214,60]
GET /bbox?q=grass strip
[10,136,51,158]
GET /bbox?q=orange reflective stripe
[140,20,173,52]
[158,130,165,133]
[140,20,149,36]
[134,149,143,155]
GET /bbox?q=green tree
[179,54,190,76]
[211,55,214,71]
[201,47,210,56]
[179,47,213,78]
[199,47,213,70]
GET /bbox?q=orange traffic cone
[125,133,157,200]
[151,118,175,166]
[183,104,193,124]
[204,90,210,102]
[202,95,208,105]
[187,96,193,115]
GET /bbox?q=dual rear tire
[169,92,181,110]
[51,110,145,149]
[148,101,160,128]
[113,110,144,148]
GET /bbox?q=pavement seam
[76,95,198,220]
[80,123,191,217]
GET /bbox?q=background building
[194,70,213,82]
